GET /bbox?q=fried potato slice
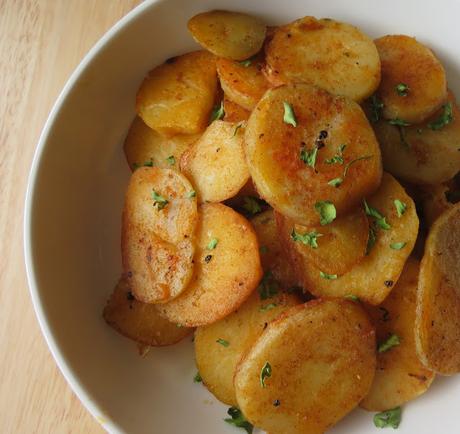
[136,51,217,136]
[103,278,192,346]
[180,120,250,202]
[157,203,262,327]
[373,91,460,185]
[265,17,380,101]
[245,83,382,226]
[278,173,419,305]
[234,299,376,434]
[188,10,266,61]
[217,54,271,110]
[361,258,435,411]
[223,97,250,123]
[123,116,199,171]
[122,167,198,303]
[375,35,447,123]
[195,291,300,406]
[415,203,460,374]
[422,182,460,227]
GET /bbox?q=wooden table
[0,1,140,432]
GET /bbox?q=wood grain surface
[0,1,140,432]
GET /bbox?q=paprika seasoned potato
[245,83,382,226]
[361,258,435,411]
[223,97,250,123]
[157,203,262,327]
[103,278,192,346]
[180,120,250,203]
[194,291,300,406]
[278,173,419,304]
[415,203,460,375]
[188,10,266,61]
[234,299,376,434]
[265,17,381,101]
[122,167,198,303]
[136,51,217,136]
[375,35,447,123]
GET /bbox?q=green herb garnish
[300,146,318,169]
[325,144,346,164]
[395,83,409,97]
[345,294,360,302]
[320,271,338,280]
[364,200,391,230]
[187,190,196,198]
[152,191,169,210]
[194,372,202,383]
[428,102,453,131]
[388,118,411,127]
[315,201,337,225]
[378,334,401,353]
[374,407,402,429]
[283,101,297,127]
[390,242,406,250]
[370,95,384,123]
[394,199,407,217]
[330,155,373,187]
[210,101,225,122]
[260,303,277,312]
[366,226,377,255]
[166,155,176,166]
[328,177,343,187]
[207,238,218,250]
[216,338,229,347]
[291,228,322,249]
[224,407,253,434]
[243,196,262,215]
[257,271,279,300]
[260,362,272,388]
[239,59,252,67]
[232,122,244,137]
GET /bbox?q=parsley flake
[243,196,262,215]
[390,242,406,250]
[343,155,373,178]
[428,102,453,131]
[325,144,346,164]
[194,372,202,383]
[207,238,218,250]
[187,190,196,198]
[364,200,391,230]
[283,101,297,127]
[370,95,384,123]
[394,199,407,217]
[257,271,279,300]
[260,362,272,388]
[210,101,225,122]
[388,118,411,127]
[345,294,360,302]
[291,228,322,249]
[152,190,168,210]
[366,226,377,255]
[374,407,402,429]
[224,407,253,434]
[395,83,410,96]
[300,146,318,169]
[378,334,401,353]
[239,59,252,67]
[233,122,244,137]
[165,155,176,166]
[328,177,343,187]
[216,338,229,347]
[320,271,338,280]
[260,303,277,312]
[315,201,337,225]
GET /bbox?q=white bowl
[24,0,460,433]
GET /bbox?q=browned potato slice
[157,203,262,327]
[188,10,266,61]
[422,182,460,227]
[375,35,447,123]
[361,259,435,411]
[278,173,419,304]
[217,54,271,110]
[245,83,382,226]
[136,51,217,136]
[265,17,380,101]
[415,203,460,374]
[123,116,199,171]
[194,291,300,406]
[180,120,250,202]
[234,299,376,434]
[223,97,250,123]
[373,91,460,185]
[122,167,198,303]
[103,278,192,346]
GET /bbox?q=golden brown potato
[123,116,199,171]
[122,167,198,303]
[375,35,447,123]
[188,10,266,61]
[415,203,460,374]
[194,291,301,406]
[223,97,250,123]
[234,299,376,434]
[278,173,419,305]
[103,278,192,346]
[156,203,262,327]
[361,258,435,411]
[265,17,381,101]
[180,120,250,202]
[422,181,460,227]
[136,51,217,136]
[245,83,382,226]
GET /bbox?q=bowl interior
[25,0,460,433]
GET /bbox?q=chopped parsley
[300,146,318,169]
[283,101,297,127]
[207,238,218,250]
[133,160,154,170]
[165,155,176,166]
[369,95,384,123]
[364,200,391,230]
[232,122,244,137]
[345,294,360,302]
[373,407,402,429]
[325,144,346,164]
[394,199,407,217]
[378,334,401,353]
[257,271,279,300]
[390,242,406,250]
[239,59,252,67]
[291,228,322,249]
[315,200,337,225]
[187,190,196,198]
[320,271,338,280]
[193,372,202,383]
[428,102,453,131]
[210,101,225,122]
[397,125,410,148]
[366,226,377,255]
[152,191,168,210]
[243,196,262,215]
[260,362,272,388]
[329,155,373,187]
[224,407,253,434]
[260,303,277,312]
[395,83,409,96]
[328,178,343,187]
[216,338,229,347]
[388,118,411,127]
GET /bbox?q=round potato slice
[195,291,300,406]
[415,203,460,374]
[156,203,262,327]
[180,120,250,203]
[223,97,250,123]
[277,173,419,305]
[234,299,376,434]
[187,10,266,61]
[375,35,447,123]
[373,91,460,185]
[245,83,382,226]
[123,116,199,171]
[136,50,217,137]
[422,182,460,227]
[361,258,435,411]
[103,278,192,346]
[265,17,380,101]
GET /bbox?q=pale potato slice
[234,299,376,434]
[265,17,380,101]
[103,278,192,346]
[136,51,217,136]
[278,173,419,305]
[157,203,262,327]
[195,291,300,406]
[217,53,271,110]
[123,116,199,171]
[223,97,250,123]
[188,10,266,61]
[180,120,250,203]
[415,203,460,374]
[122,167,198,303]
[375,35,447,123]
[373,91,460,185]
[361,258,435,411]
[422,182,460,227]
[245,83,382,226]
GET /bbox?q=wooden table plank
[0,1,140,432]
